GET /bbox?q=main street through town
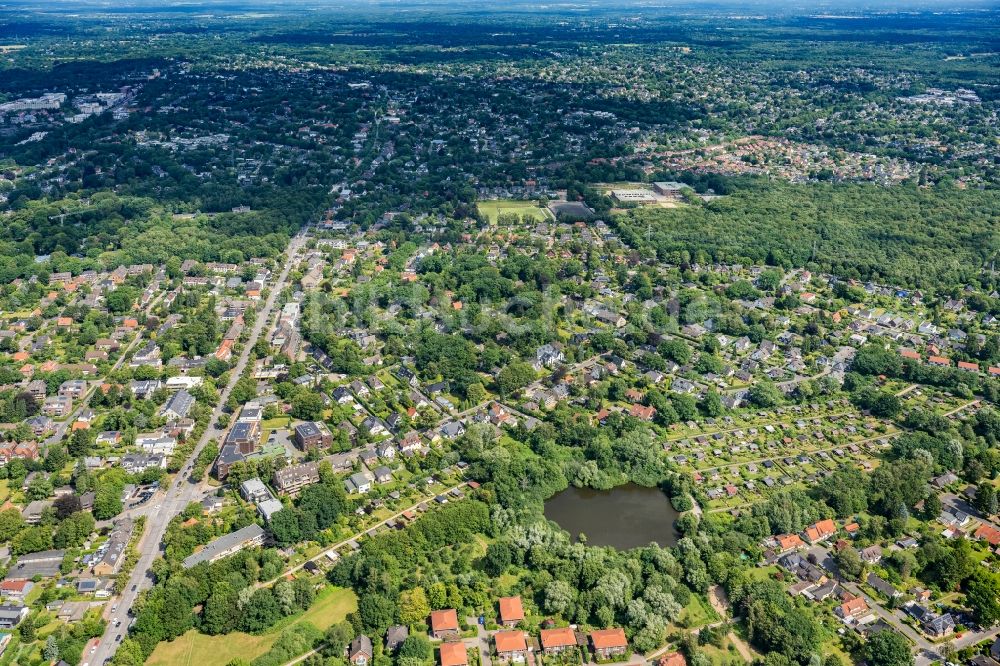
[88,231,307,666]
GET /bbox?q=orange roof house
[439,642,467,666]
[629,404,656,421]
[659,653,687,666]
[430,609,459,638]
[777,534,804,551]
[540,627,577,653]
[498,596,524,626]
[123,318,138,329]
[12,351,28,362]
[215,339,234,361]
[0,579,31,595]
[804,519,836,543]
[928,355,950,367]
[975,523,1000,547]
[958,361,979,372]
[590,628,628,657]
[900,349,921,361]
[494,631,527,656]
[836,596,869,619]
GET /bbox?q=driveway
[465,616,492,666]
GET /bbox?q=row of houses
[345,597,631,666]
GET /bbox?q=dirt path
[708,585,730,617]
[727,632,755,662]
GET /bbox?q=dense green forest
[615,182,1000,290]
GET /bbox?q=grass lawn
[679,594,720,629]
[477,200,552,224]
[261,416,291,430]
[146,586,357,666]
[743,565,779,582]
[699,638,747,666]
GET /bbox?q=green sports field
[477,199,553,224]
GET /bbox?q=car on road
[115,635,122,642]
[131,584,137,591]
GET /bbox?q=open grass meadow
[146,586,357,666]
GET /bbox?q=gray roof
[163,389,195,418]
[5,549,66,580]
[182,524,266,568]
[350,635,373,658]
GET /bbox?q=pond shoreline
[543,482,680,549]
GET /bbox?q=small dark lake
[543,483,679,549]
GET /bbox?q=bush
[250,622,323,666]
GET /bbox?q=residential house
[294,421,333,450]
[0,580,33,602]
[430,609,460,639]
[240,478,273,504]
[494,631,528,662]
[182,524,267,568]
[0,605,28,630]
[498,596,524,627]
[835,596,870,622]
[386,625,409,653]
[160,389,195,420]
[345,471,375,495]
[540,627,577,655]
[92,518,134,576]
[349,635,373,666]
[590,629,628,659]
[658,653,687,666]
[439,642,468,666]
[866,573,900,599]
[273,462,320,497]
[860,545,882,564]
[804,519,836,543]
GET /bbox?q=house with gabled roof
[540,627,577,655]
[803,519,836,543]
[498,596,524,627]
[430,609,460,639]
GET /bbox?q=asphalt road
[88,232,306,666]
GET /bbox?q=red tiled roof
[499,596,524,623]
[430,609,459,632]
[805,519,836,541]
[975,523,1000,546]
[590,628,627,650]
[659,653,687,666]
[540,627,577,649]
[777,534,804,550]
[839,596,868,616]
[439,642,467,666]
[494,631,527,653]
